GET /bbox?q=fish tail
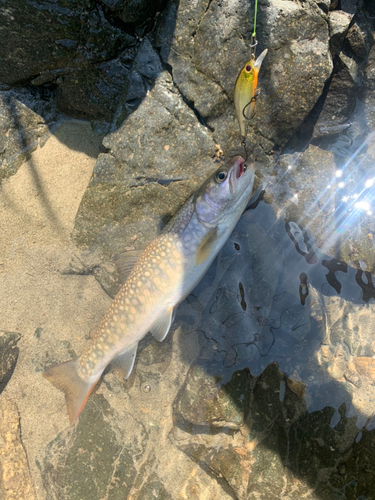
[43,359,99,424]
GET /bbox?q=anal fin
[111,343,138,380]
[150,306,175,342]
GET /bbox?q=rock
[344,13,374,62]
[0,332,21,394]
[101,0,165,26]
[341,0,362,15]
[0,1,134,86]
[0,89,60,183]
[314,0,331,13]
[174,361,252,430]
[112,37,164,128]
[312,53,360,137]
[328,10,353,57]
[53,51,135,121]
[73,70,216,264]
[0,397,36,500]
[128,471,173,500]
[39,394,147,500]
[173,359,375,500]
[0,1,137,121]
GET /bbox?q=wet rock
[156,0,332,162]
[364,40,375,91]
[128,471,172,500]
[39,394,147,500]
[0,332,21,394]
[0,397,36,500]
[328,10,353,57]
[315,295,375,416]
[73,70,215,267]
[173,359,374,500]
[175,361,252,430]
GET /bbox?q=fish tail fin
[43,359,98,424]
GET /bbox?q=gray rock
[101,0,165,25]
[344,13,374,62]
[329,10,353,57]
[112,38,164,128]
[312,53,360,137]
[0,1,134,86]
[0,331,21,394]
[341,0,362,15]
[53,52,134,121]
[0,89,61,183]
[73,70,216,261]
[0,1,137,121]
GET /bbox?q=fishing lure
[234,48,268,138]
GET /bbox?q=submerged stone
[39,394,147,500]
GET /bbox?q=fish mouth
[236,158,247,179]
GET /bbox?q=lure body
[234,49,268,137]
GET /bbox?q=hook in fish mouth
[236,158,247,179]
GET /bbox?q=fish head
[195,156,255,227]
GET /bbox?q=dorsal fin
[112,250,142,284]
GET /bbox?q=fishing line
[250,0,258,60]
[242,0,260,151]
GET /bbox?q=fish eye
[245,64,252,72]
[215,170,228,183]
[243,163,248,171]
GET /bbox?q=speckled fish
[234,49,268,137]
[44,156,255,424]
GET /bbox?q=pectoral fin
[195,227,219,265]
[113,250,142,284]
[150,306,175,342]
[111,343,138,380]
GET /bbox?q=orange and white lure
[234,49,268,137]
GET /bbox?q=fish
[234,49,268,137]
[44,156,255,424]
